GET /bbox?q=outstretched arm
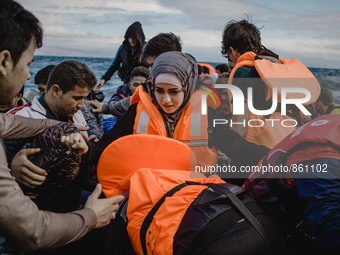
[0,114,58,140]
[209,108,269,166]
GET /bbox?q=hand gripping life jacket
[227,51,321,148]
[131,85,221,167]
[97,134,196,198]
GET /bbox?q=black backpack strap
[140,181,272,255]
[187,200,243,254]
[140,181,198,255]
[206,183,272,251]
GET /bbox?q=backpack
[97,135,286,254]
[103,174,286,255]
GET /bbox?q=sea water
[25,55,340,104]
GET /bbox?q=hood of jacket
[124,21,145,48]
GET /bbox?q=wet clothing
[0,114,96,251]
[101,22,146,83]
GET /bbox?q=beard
[0,86,16,105]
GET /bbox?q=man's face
[146,56,157,71]
[0,38,35,105]
[37,83,47,96]
[52,85,90,119]
[129,75,147,94]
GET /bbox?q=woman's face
[154,83,184,114]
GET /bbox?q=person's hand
[73,124,89,133]
[85,184,124,228]
[11,148,48,188]
[61,132,89,155]
[95,79,105,90]
[90,100,104,113]
[88,134,99,142]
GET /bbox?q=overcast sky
[18,0,340,69]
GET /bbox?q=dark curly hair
[221,19,261,57]
[140,32,182,63]
[46,60,97,93]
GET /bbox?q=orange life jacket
[97,134,196,198]
[131,86,221,166]
[227,52,321,148]
[198,62,216,74]
[96,133,224,254]
[121,168,225,255]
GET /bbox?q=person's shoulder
[10,103,32,116]
[109,84,131,103]
[234,66,259,78]
[117,84,131,94]
[117,83,129,90]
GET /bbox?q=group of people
[0,0,339,254]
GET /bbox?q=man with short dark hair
[15,60,95,128]
[34,64,55,96]
[140,32,182,69]
[0,0,123,252]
